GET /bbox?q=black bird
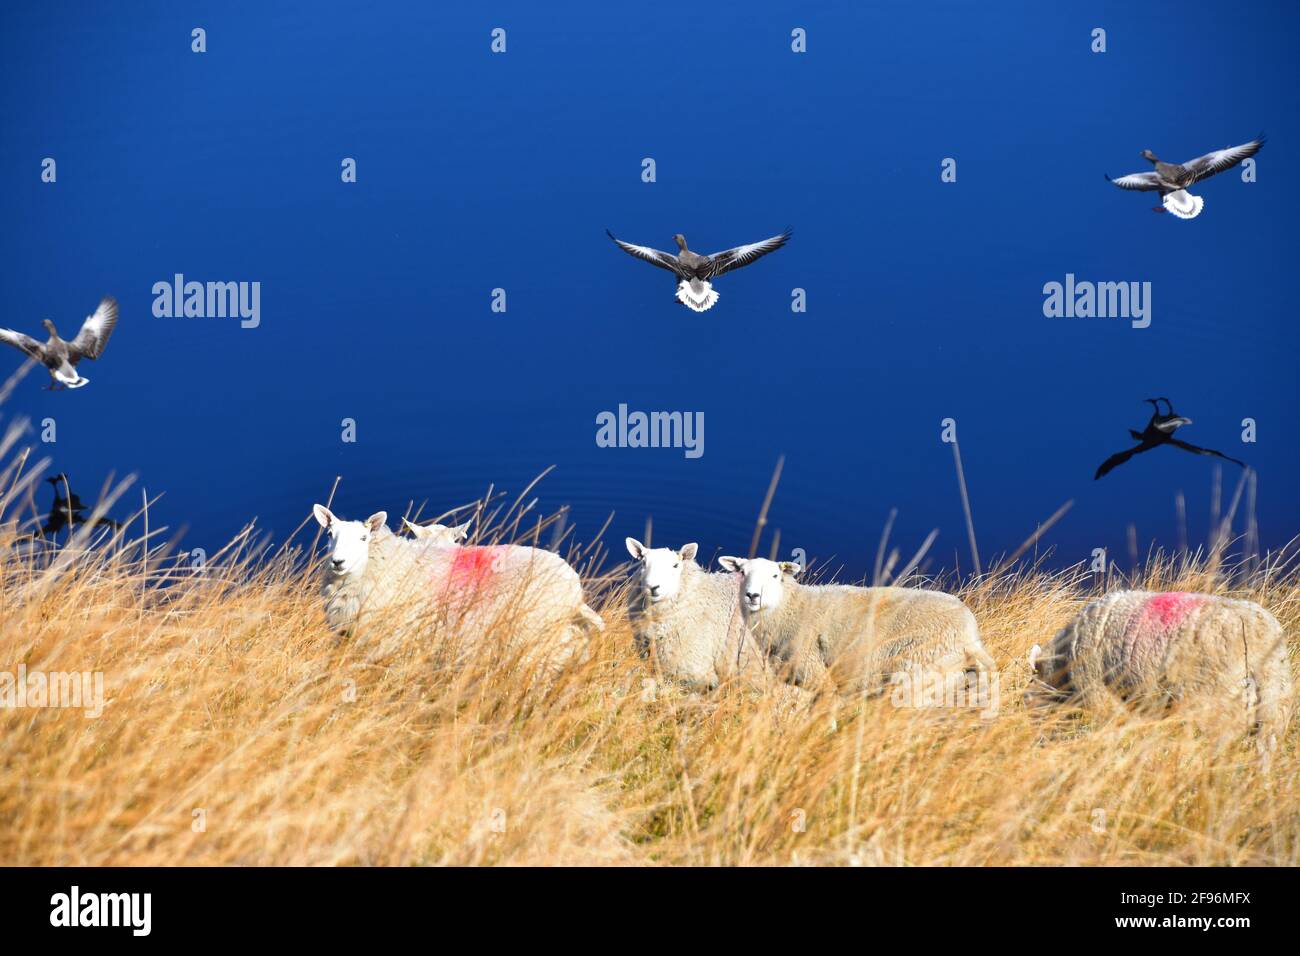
[1094,398,1246,480]
[40,474,119,535]
[606,229,791,312]
[47,474,88,512]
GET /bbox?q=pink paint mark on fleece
[1141,592,1206,629]
[448,546,506,589]
[1120,593,1208,672]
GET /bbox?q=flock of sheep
[312,505,1293,747]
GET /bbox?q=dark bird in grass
[47,474,88,512]
[606,229,790,311]
[41,474,119,535]
[1105,136,1264,218]
[1094,398,1246,480]
[0,296,119,388]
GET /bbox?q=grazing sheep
[624,537,762,690]
[313,505,601,669]
[401,517,471,546]
[717,556,994,697]
[1025,590,1293,746]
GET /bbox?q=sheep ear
[779,561,802,578]
[718,555,745,573]
[401,518,423,538]
[679,542,698,562]
[625,537,646,560]
[312,504,334,529]
[365,511,388,533]
[452,521,472,541]
[1028,644,1043,673]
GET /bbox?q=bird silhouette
[40,474,120,535]
[46,474,88,512]
[1094,398,1246,480]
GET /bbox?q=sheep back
[756,584,984,695]
[1028,590,1292,739]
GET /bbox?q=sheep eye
[673,563,679,569]
[772,573,778,579]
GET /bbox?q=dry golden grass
[0,402,1295,867]
[2,502,1297,867]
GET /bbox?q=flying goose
[1094,398,1245,479]
[1105,137,1263,219]
[0,296,119,388]
[606,229,791,311]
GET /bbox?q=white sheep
[623,537,762,690]
[1025,590,1293,746]
[717,556,995,697]
[313,505,601,669]
[401,517,472,546]
[315,508,420,635]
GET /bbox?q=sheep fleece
[627,563,759,690]
[751,584,988,694]
[1029,590,1292,737]
[324,534,595,667]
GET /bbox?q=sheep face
[717,556,801,616]
[401,517,470,545]
[625,537,697,604]
[313,505,387,578]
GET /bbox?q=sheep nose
[648,584,661,596]
[331,558,345,569]
[746,591,759,601]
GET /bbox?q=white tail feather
[1163,189,1204,219]
[676,280,719,312]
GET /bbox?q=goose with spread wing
[1105,136,1263,219]
[0,296,119,388]
[606,229,790,311]
[1094,398,1246,479]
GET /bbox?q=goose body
[1106,138,1263,219]
[606,229,790,312]
[0,296,119,388]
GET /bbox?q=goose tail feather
[676,279,719,312]
[1162,189,1204,219]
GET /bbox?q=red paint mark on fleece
[448,546,505,588]
[1141,592,1206,629]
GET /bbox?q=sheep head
[313,504,387,578]
[625,537,696,604]
[717,556,801,616]
[401,517,471,545]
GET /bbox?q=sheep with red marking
[1026,590,1293,746]
[313,505,600,671]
